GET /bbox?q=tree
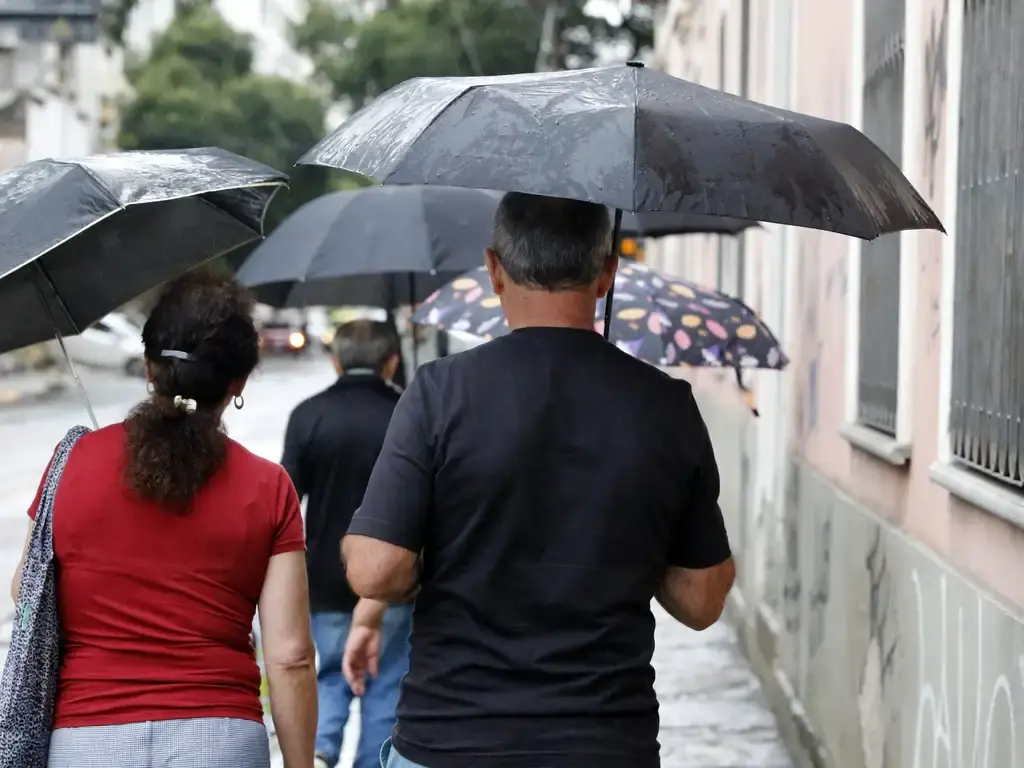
[118,1,342,231]
[293,0,655,110]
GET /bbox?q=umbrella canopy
[236,185,499,309]
[620,210,756,238]
[0,147,287,355]
[299,63,943,240]
[411,263,787,370]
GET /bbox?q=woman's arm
[258,550,317,768]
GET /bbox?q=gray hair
[331,320,400,374]
[492,192,613,290]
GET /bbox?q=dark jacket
[281,373,401,613]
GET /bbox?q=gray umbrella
[0,147,288,425]
[236,185,500,309]
[299,62,942,241]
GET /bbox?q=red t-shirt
[27,423,305,729]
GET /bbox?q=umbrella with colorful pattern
[412,262,788,372]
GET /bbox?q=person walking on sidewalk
[341,193,737,768]
[11,271,318,768]
[281,320,412,768]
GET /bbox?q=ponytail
[124,397,227,510]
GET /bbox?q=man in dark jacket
[281,319,411,768]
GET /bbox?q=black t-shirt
[347,327,730,768]
[282,374,400,613]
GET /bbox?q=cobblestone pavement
[653,605,793,767]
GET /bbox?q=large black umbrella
[621,210,756,238]
[0,147,288,424]
[236,185,499,309]
[299,63,941,241]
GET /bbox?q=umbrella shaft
[603,209,624,341]
[31,263,99,429]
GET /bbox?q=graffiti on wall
[859,526,900,768]
[910,571,1022,768]
[782,462,802,637]
[923,0,948,197]
[866,528,900,689]
[808,515,831,659]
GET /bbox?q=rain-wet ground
[654,605,793,767]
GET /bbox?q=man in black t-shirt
[341,193,736,768]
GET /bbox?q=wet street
[0,355,791,767]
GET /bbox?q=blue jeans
[380,739,428,768]
[311,606,413,768]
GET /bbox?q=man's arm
[280,407,308,500]
[343,374,433,601]
[657,390,735,631]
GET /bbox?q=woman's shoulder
[223,437,290,487]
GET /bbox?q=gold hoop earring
[233,395,244,410]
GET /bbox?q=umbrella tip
[626,60,645,68]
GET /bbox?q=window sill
[840,423,910,466]
[929,461,1024,531]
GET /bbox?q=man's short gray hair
[492,192,613,290]
[331,320,400,374]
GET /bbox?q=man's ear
[595,254,619,299]
[484,248,506,296]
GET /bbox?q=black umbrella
[0,147,288,425]
[237,185,501,370]
[237,185,499,309]
[620,210,757,238]
[298,63,942,240]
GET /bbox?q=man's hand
[343,625,381,696]
[343,598,388,695]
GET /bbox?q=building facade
[122,0,312,82]
[648,1,1024,766]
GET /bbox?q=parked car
[55,313,146,376]
[258,308,309,356]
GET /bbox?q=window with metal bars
[950,0,1024,486]
[857,0,906,436]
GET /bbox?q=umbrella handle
[32,263,99,429]
[732,364,758,418]
[602,209,623,341]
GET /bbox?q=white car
[55,313,146,377]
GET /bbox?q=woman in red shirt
[11,272,318,768]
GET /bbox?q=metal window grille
[950,0,1024,485]
[857,0,906,435]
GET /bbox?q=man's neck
[501,287,598,332]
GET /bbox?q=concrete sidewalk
[271,606,792,768]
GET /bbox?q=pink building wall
[650,1,1024,766]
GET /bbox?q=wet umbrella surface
[300,63,943,240]
[236,185,499,309]
[412,262,787,371]
[0,147,287,355]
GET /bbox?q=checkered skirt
[48,717,271,768]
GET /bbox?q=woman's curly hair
[124,269,259,510]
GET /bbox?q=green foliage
[118,2,333,232]
[293,0,655,110]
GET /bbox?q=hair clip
[161,350,195,361]
[173,396,198,414]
